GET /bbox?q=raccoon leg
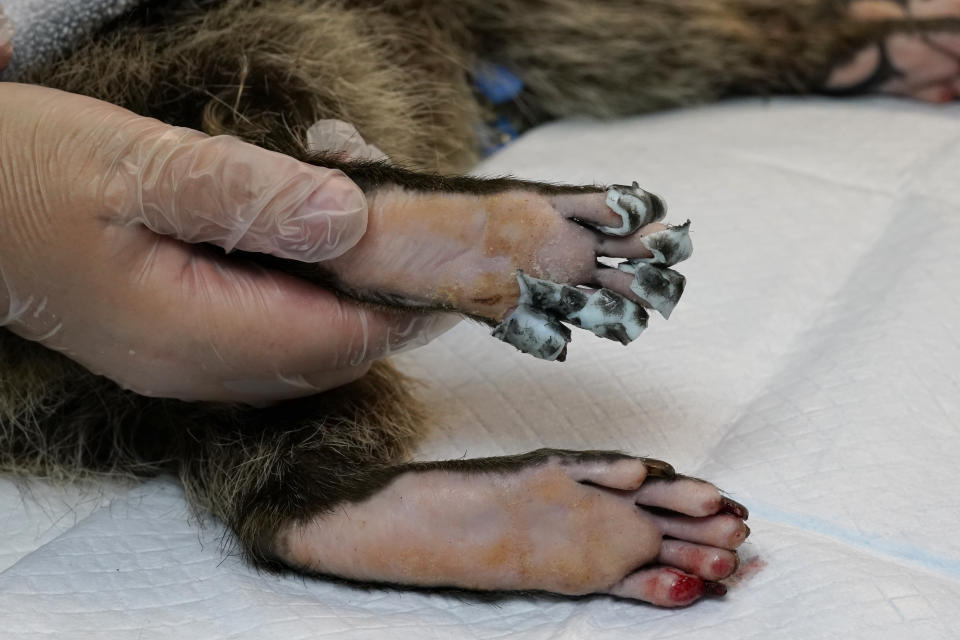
[273,449,749,607]
[171,361,432,567]
[2,328,748,608]
[0,322,428,494]
[823,0,960,101]
[241,159,690,360]
[453,0,960,119]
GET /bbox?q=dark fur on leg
[23,1,960,154]
[459,0,960,116]
[308,155,606,197]
[0,328,430,568]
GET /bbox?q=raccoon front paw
[279,450,749,607]
[324,179,691,361]
[824,0,960,102]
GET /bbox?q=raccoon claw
[640,457,677,479]
[719,496,750,520]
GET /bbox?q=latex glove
[0,5,12,71]
[0,84,453,404]
[306,119,388,162]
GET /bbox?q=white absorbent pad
[2,97,960,639]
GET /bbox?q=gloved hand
[0,84,453,404]
[0,5,12,71]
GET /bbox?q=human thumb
[100,115,367,262]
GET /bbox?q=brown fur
[22,1,946,169]
[0,327,428,564]
[24,0,481,172]
[5,0,960,584]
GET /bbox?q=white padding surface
[3,97,960,639]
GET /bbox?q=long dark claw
[639,457,677,479]
[719,496,750,520]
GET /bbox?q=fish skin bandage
[493,215,693,360]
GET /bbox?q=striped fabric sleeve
[0,0,141,80]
